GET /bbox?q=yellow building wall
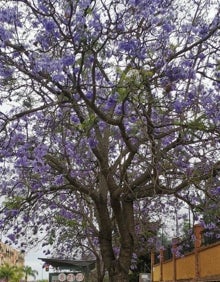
[199,243,220,278]
[176,253,195,280]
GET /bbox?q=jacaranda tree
[0,0,219,281]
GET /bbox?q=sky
[25,247,49,280]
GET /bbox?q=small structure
[139,273,151,282]
[39,258,96,282]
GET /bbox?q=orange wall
[152,264,160,282]
[152,242,220,282]
[163,260,173,281]
[199,243,220,278]
[176,253,194,280]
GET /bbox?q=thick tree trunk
[94,174,135,282]
[95,256,105,282]
[110,273,129,281]
[108,199,135,282]
[95,201,133,281]
[108,260,130,282]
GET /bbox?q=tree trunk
[108,199,135,282]
[95,256,105,282]
[95,179,135,282]
[110,273,129,282]
[108,260,130,282]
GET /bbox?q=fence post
[151,251,155,282]
[172,238,179,282]
[194,224,204,280]
[159,247,164,282]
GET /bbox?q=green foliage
[174,114,214,132]
[3,196,24,210]
[55,215,78,228]
[79,113,97,133]
[0,264,38,282]
[0,263,23,282]
[23,265,38,282]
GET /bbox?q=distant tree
[12,269,24,282]
[23,266,38,282]
[0,263,23,282]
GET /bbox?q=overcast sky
[25,247,49,280]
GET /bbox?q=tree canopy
[0,0,219,281]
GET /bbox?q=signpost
[50,272,84,282]
[58,273,66,282]
[66,273,75,282]
[40,257,95,282]
[75,273,84,281]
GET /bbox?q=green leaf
[3,196,24,209]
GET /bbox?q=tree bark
[108,260,130,282]
[108,199,135,281]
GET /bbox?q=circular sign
[75,273,84,281]
[66,273,75,282]
[58,273,66,282]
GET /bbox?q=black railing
[164,245,172,260]
[178,239,194,255]
[202,230,220,246]
[153,227,220,265]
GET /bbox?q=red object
[42,263,50,271]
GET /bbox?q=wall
[152,225,220,282]
[199,242,220,279]
[176,253,194,280]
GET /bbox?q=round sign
[58,273,66,282]
[66,273,75,282]
[75,272,84,281]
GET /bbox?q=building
[0,241,25,267]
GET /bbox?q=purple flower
[155,59,165,69]
[199,24,209,38]
[0,7,22,26]
[43,20,56,32]
[34,144,48,159]
[7,233,16,242]
[62,55,75,66]
[173,100,184,113]
[52,73,65,82]
[198,53,206,60]
[166,67,186,82]
[114,105,122,115]
[71,114,79,123]
[119,40,137,52]
[211,187,220,195]
[0,26,12,42]
[0,66,13,78]
[163,23,173,33]
[86,91,94,100]
[104,94,117,110]
[88,137,98,149]
[54,175,65,186]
